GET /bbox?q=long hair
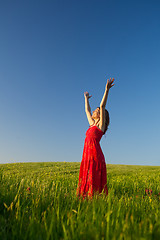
[98,107,110,134]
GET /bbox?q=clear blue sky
[0,0,160,165]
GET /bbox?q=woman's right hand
[84,92,92,99]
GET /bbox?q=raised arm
[84,92,95,126]
[100,78,115,108]
[99,78,115,130]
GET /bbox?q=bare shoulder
[99,106,106,132]
[97,122,105,133]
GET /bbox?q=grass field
[0,162,160,240]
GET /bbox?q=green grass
[0,162,160,240]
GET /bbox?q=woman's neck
[94,119,100,125]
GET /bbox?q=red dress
[77,125,108,198]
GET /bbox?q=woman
[77,78,115,198]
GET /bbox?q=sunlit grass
[0,162,160,239]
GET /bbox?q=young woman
[77,78,115,198]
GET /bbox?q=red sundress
[77,125,108,198]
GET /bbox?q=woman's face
[92,108,100,119]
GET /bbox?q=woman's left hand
[106,78,115,90]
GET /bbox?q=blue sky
[0,0,160,165]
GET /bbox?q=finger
[109,79,114,85]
